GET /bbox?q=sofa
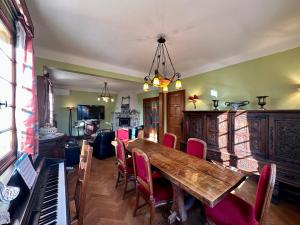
[91,130,115,159]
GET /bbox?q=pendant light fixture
[97,82,114,103]
[143,35,182,92]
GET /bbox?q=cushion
[254,164,271,221]
[186,139,205,159]
[163,134,175,148]
[138,177,173,204]
[205,194,258,225]
[134,153,148,183]
[116,129,129,140]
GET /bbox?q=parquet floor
[68,157,300,225]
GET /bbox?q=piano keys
[6,157,69,225]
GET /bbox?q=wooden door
[167,90,185,149]
[143,97,159,142]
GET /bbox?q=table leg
[172,184,187,222]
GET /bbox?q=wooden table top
[127,138,246,207]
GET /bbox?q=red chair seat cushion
[205,194,258,225]
[118,158,134,175]
[138,177,173,204]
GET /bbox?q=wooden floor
[68,157,300,225]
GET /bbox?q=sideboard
[181,110,300,201]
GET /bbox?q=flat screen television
[77,105,105,120]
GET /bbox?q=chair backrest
[115,138,129,171]
[255,164,276,224]
[162,133,177,149]
[186,138,207,159]
[115,129,129,140]
[74,143,93,225]
[81,140,89,156]
[132,148,153,196]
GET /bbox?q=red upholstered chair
[115,138,135,199]
[186,138,207,159]
[162,132,177,149]
[132,148,173,225]
[115,128,129,141]
[152,133,177,179]
[205,164,276,225]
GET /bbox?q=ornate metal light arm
[143,35,182,92]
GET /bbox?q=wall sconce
[188,95,199,109]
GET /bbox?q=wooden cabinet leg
[272,180,280,204]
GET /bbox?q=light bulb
[143,82,149,91]
[153,77,160,86]
[111,98,114,102]
[175,79,182,89]
[163,86,168,93]
[97,97,100,101]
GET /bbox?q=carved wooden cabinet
[182,110,300,198]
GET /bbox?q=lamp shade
[175,79,182,89]
[188,96,194,101]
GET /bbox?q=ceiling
[27,0,300,78]
[49,68,142,93]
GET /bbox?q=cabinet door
[269,114,300,166]
[185,114,203,141]
[232,112,268,159]
[205,113,229,152]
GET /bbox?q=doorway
[143,97,159,142]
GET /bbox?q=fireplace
[119,117,130,127]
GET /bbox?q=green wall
[35,57,143,83]
[54,90,117,135]
[138,47,300,111]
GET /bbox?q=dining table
[124,138,246,222]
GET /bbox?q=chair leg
[149,202,155,225]
[133,191,140,217]
[122,173,128,200]
[115,171,120,188]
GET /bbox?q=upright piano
[6,157,69,225]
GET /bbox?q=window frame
[0,8,17,174]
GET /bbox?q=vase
[257,96,269,110]
[212,100,219,111]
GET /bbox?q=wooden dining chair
[115,138,135,199]
[204,164,276,225]
[162,132,177,149]
[186,138,207,159]
[132,148,173,225]
[69,142,93,225]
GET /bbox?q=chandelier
[97,82,114,103]
[143,35,182,93]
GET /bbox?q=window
[0,15,16,172]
